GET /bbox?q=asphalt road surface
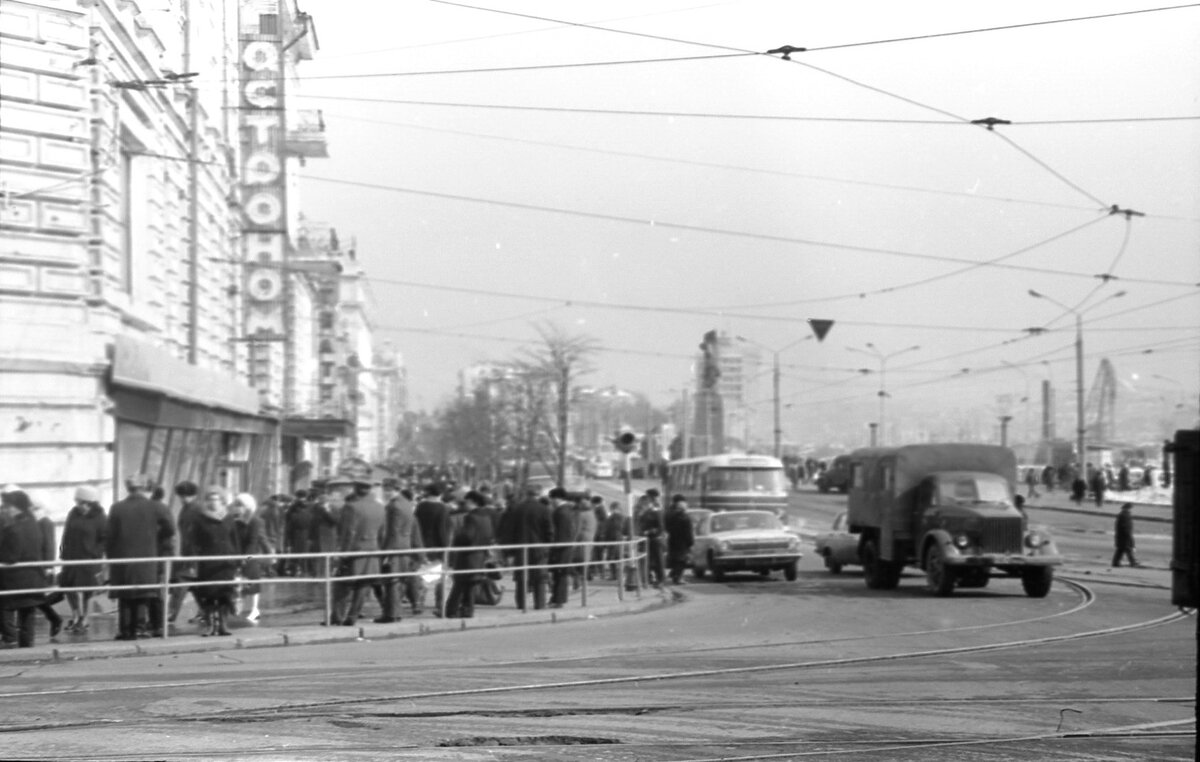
[0,481,1191,761]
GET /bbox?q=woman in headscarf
[0,490,52,648]
[229,493,271,622]
[59,486,107,633]
[190,486,237,636]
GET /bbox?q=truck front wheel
[924,543,956,596]
[1022,567,1053,598]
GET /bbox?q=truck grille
[980,517,1023,554]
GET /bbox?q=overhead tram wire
[331,114,1190,221]
[805,3,1200,52]
[708,213,1114,311]
[423,0,1142,209]
[300,173,1196,290]
[317,0,744,61]
[429,0,1200,56]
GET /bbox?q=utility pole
[184,0,200,364]
[772,351,782,458]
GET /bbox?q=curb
[0,589,678,666]
[1028,501,1173,524]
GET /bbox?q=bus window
[704,468,786,493]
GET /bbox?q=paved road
[0,555,1190,760]
[0,478,1189,760]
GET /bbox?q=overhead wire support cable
[299,173,1197,289]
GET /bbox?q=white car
[587,460,614,479]
[813,511,860,574]
[691,510,804,582]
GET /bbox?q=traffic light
[612,430,639,454]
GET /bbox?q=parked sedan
[813,511,860,574]
[691,510,803,582]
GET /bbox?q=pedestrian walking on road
[1112,502,1140,568]
[1089,467,1106,507]
[1024,467,1039,499]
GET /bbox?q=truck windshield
[937,475,1012,506]
[705,468,787,493]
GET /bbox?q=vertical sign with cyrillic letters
[240,32,286,337]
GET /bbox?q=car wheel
[924,543,955,597]
[758,568,771,577]
[824,554,843,575]
[692,564,705,579]
[1022,567,1053,598]
[784,560,798,581]
[708,552,725,582]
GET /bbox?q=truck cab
[847,444,1061,597]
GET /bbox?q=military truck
[846,443,1062,597]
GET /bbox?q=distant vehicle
[816,455,852,493]
[814,511,860,574]
[846,444,1062,597]
[665,454,789,514]
[690,509,803,582]
[586,459,614,479]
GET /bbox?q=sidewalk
[0,576,677,665]
[1026,486,1174,524]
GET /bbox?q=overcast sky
[292,0,1200,444]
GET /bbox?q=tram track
[16,579,1159,730]
[0,576,1102,703]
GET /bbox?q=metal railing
[0,537,650,640]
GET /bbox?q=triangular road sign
[808,319,834,342]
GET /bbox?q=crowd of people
[0,473,696,649]
[1022,461,1165,506]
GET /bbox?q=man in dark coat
[105,474,175,640]
[637,493,667,588]
[444,491,495,619]
[414,482,452,612]
[548,489,579,607]
[168,480,202,624]
[376,478,424,621]
[496,484,554,610]
[600,501,631,582]
[284,491,315,576]
[1112,502,1140,567]
[330,477,386,626]
[664,494,695,585]
[0,490,52,648]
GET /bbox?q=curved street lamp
[847,343,920,446]
[736,335,813,457]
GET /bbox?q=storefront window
[115,422,152,490]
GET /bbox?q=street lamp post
[736,335,813,458]
[848,343,920,447]
[1028,289,1126,469]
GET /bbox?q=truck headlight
[953,534,971,549]
[1025,531,1047,549]
[716,541,730,553]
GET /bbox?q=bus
[665,454,789,514]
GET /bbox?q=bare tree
[518,323,598,486]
